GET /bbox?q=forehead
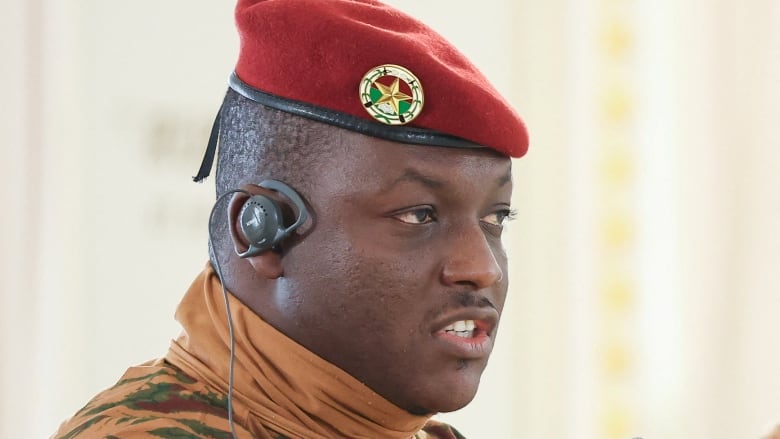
[315,131,513,197]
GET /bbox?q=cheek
[339,247,426,328]
[306,229,435,338]
[346,240,452,354]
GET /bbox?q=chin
[407,364,483,414]
[409,388,477,415]
[434,393,478,414]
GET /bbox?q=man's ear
[227,188,284,279]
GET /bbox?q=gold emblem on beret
[359,64,424,125]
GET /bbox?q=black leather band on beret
[228,72,485,150]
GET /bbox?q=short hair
[209,88,341,265]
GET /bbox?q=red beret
[194,0,529,182]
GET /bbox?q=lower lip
[432,330,493,359]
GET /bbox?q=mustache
[433,291,496,315]
[455,291,495,309]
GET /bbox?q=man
[52,0,528,437]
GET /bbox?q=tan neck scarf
[166,265,430,439]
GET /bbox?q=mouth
[431,310,498,360]
[440,319,479,338]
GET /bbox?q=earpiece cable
[207,189,249,439]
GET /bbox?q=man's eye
[482,208,516,227]
[393,207,437,225]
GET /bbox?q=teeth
[443,320,476,334]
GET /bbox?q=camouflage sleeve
[51,361,253,439]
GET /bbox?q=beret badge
[359,64,424,125]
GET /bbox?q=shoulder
[418,419,467,439]
[51,359,246,438]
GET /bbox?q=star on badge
[359,64,424,125]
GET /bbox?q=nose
[440,221,504,289]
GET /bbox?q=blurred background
[1,0,779,438]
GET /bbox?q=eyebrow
[386,168,445,191]
[383,165,512,193]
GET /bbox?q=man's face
[273,133,513,414]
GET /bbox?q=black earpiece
[236,179,309,258]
